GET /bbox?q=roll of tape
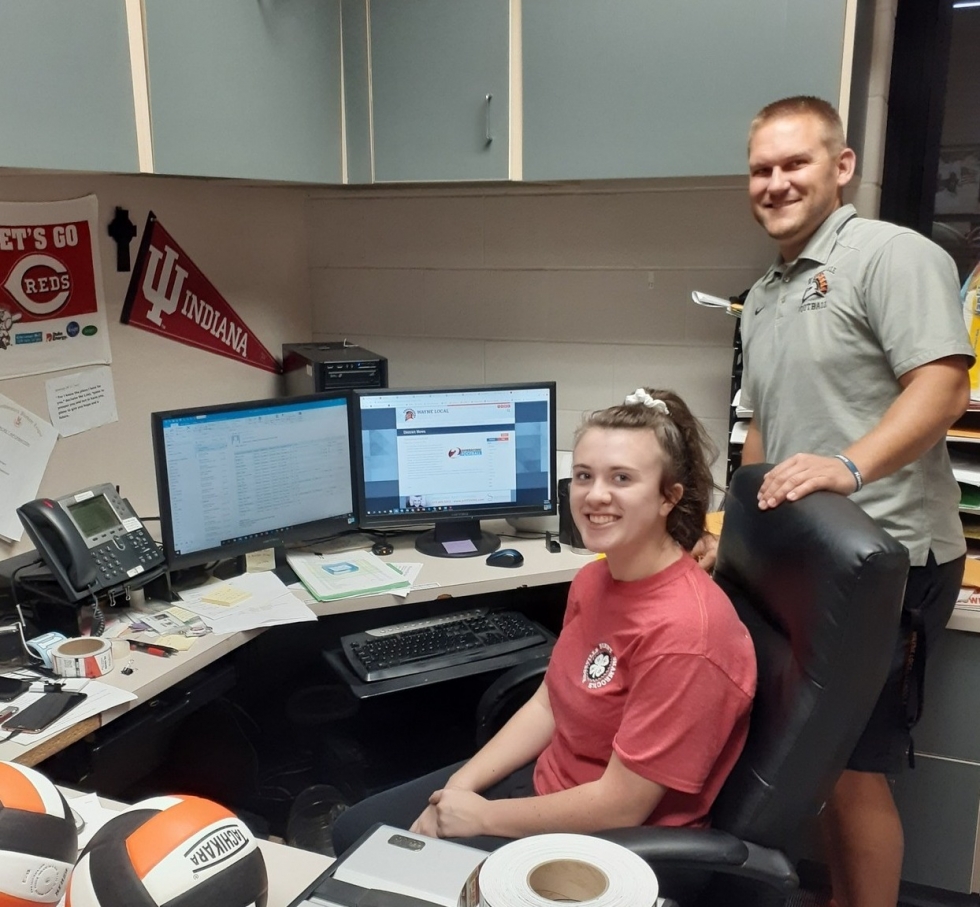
[475,834,658,907]
[50,637,114,679]
[25,631,68,669]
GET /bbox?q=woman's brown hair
[574,388,717,551]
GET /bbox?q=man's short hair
[748,96,846,155]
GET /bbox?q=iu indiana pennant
[121,212,280,373]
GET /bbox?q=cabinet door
[368,0,509,182]
[144,0,343,183]
[523,0,849,181]
[0,0,139,172]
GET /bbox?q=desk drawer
[45,660,236,796]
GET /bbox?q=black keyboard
[341,609,550,682]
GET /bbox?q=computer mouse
[486,548,524,568]
[371,541,394,557]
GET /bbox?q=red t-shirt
[533,553,757,828]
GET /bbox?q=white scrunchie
[624,388,670,414]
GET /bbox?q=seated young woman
[331,388,757,856]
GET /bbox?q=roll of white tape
[25,631,68,669]
[50,637,113,679]
[475,834,658,907]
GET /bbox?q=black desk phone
[17,483,165,603]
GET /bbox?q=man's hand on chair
[692,532,719,572]
[758,454,858,509]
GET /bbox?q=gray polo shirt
[741,204,975,566]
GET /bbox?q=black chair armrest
[475,655,550,747]
[592,827,798,894]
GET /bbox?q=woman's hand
[410,803,440,837]
[411,788,490,839]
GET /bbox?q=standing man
[741,96,974,907]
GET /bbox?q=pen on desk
[128,640,178,657]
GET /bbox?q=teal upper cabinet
[0,0,139,172]
[362,0,510,182]
[522,0,850,181]
[144,0,343,183]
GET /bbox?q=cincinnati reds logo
[3,254,71,315]
[582,642,617,689]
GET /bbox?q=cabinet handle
[485,94,493,145]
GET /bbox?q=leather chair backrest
[709,465,909,849]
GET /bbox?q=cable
[89,593,106,638]
[9,558,44,612]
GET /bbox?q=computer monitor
[151,392,357,572]
[353,382,557,558]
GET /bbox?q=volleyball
[67,794,267,907]
[0,760,78,906]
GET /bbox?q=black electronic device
[282,342,388,396]
[151,392,358,573]
[0,677,28,702]
[17,484,166,604]
[371,540,394,557]
[352,382,557,558]
[4,690,87,733]
[485,548,524,568]
[341,609,550,683]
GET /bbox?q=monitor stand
[414,519,501,558]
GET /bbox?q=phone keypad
[92,529,164,586]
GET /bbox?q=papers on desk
[287,550,411,601]
[176,571,317,634]
[0,675,136,747]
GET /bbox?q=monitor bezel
[352,381,558,540]
[151,390,358,572]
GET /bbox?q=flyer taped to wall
[0,395,58,543]
[0,195,112,379]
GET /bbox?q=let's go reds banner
[0,195,112,380]
[121,212,279,373]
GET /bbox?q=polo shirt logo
[583,642,617,689]
[799,271,829,312]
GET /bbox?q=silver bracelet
[834,454,863,493]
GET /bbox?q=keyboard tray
[341,610,552,683]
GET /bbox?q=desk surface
[304,522,592,618]
[3,526,591,766]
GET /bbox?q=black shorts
[847,550,964,774]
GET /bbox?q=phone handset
[17,498,99,594]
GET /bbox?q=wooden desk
[3,525,591,766]
[0,627,262,767]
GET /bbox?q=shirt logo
[799,272,829,312]
[582,642,617,689]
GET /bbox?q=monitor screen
[152,392,357,571]
[353,382,557,558]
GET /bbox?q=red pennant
[121,212,280,373]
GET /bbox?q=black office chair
[475,464,910,906]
